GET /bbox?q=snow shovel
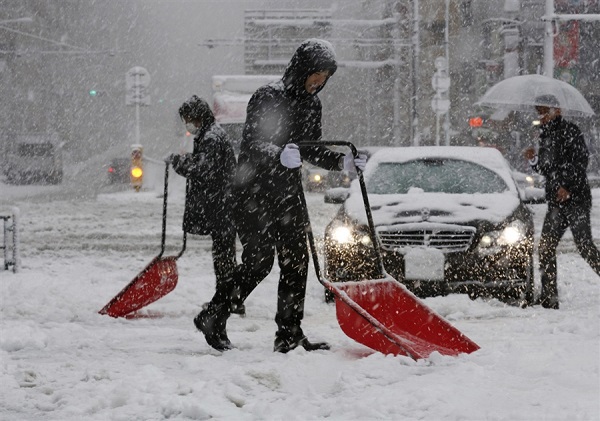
[297,141,480,360]
[99,162,187,318]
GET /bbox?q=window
[18,143,54,157]
[460,0,473,27]
[367,159,508,194]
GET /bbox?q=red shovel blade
[326,276,480,360]
[99,256,178,318]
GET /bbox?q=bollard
[1,207,20,273]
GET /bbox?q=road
[1,167,598,271]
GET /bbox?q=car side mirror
[324,187,350,204]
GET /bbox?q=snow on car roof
[345,146,522,225]
[364,146,517,192]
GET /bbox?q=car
[107,157,130,184]
[302,145,383,192]
[511,168,545,203]
[323,146,538,306]
[4,133,64,184]
[303,162,352,192]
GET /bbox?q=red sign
[554,21,579,68]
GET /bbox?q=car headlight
[329,224,372,246]
[525,175,535,187]
[311,174,322,182]
[331,226,352,244]
[500,224,524,245]
[478,220,528,252]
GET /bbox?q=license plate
[404,248,445,280]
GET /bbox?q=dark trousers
[539,202,600,301]
[212,194,309,334]
[211,227,237,288]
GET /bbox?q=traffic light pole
[135,101,140,144]
[411,0,420,146]
[126,66,151,145]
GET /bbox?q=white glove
[343,153,368,172]
[280,143,302,168]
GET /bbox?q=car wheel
[50,171,63,184]
[11,172,25,184]
[468,285,484,301]
[501,254,535,307]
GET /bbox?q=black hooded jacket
[234,39,343,205]
[172,114,236,235]
[533,116,592,206]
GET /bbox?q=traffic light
[469,116,484,128]
[130,144,143,192]
[89,89,98,97]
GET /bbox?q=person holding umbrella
[523,94,600,309]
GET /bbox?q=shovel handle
[158,163,169,258]
[295,169,323,282]
[159,162,187,259]
[297,141,385,276]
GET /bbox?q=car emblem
[421,207,430,221]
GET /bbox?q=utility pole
[431,57,450,146]
[392,12,402,145]
[443,0,450,146]
[411,0,420,146]
[126,66,151,145]
[543,0,555,77]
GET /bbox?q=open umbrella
[475,74,595,117]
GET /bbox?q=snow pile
[0,184,598,420]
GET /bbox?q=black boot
[194,304,232,351]
[203,301,245,317]
[273,327,330,353]
[540,295,559,309]
[539,277,559,310]
[230,303,246,317]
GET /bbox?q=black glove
[164,153,177,164]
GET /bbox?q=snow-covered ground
[1,174,599,421]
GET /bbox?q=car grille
[378,225,476,252]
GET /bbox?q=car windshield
[367,158,509,194]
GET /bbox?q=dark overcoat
[534,116,591,206]
[172,122,236,235]
[234,39,343,214]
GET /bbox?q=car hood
[344,191,522,227]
